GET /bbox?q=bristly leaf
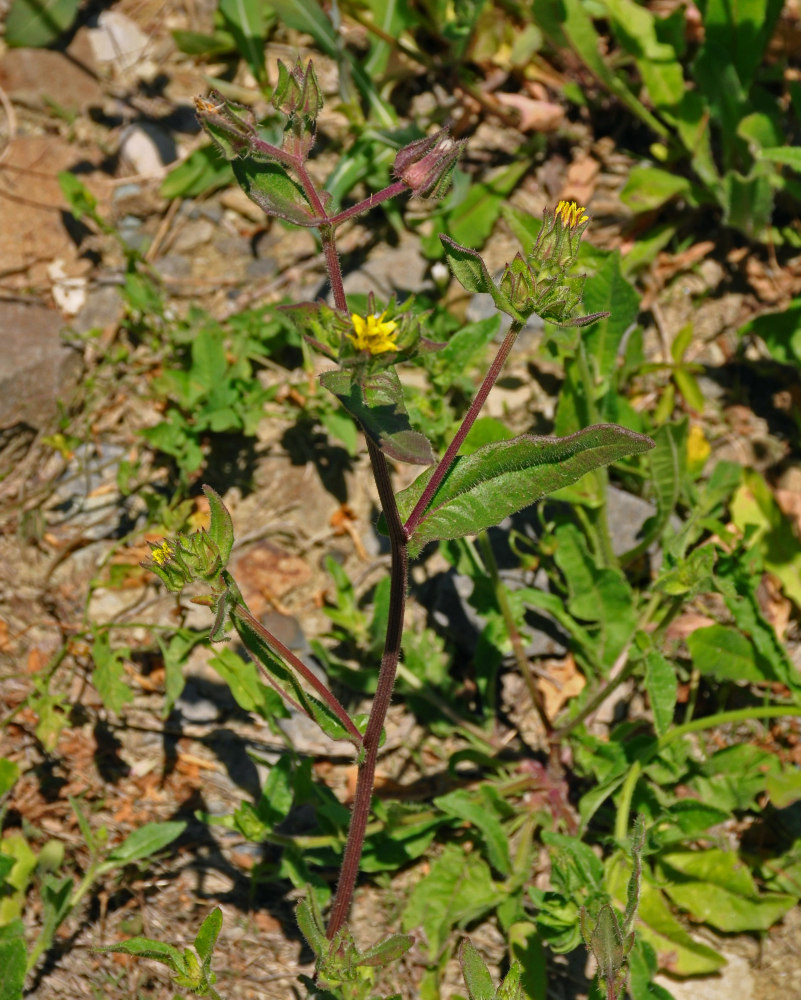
[358,932,415,967]
[392,425,655,557]
[194,907,223,965]
[232,158,319,226]
[440,236,526,323]
[320,368,436,465]
[202,485,234,565]
[460,939,495,1000]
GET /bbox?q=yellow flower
[347,311,399,355]
[151,540,174,566]
[555,200,589,228]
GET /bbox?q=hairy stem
[327,438,408,939]
[404,322,522,538]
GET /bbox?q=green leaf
[402,844,504,958]
[100,821,186,872]
[358,932,415,968]
[194,907,223,964]
[698,0,783,93]
[202,485,234,564]
[766,766,801,808]
[460,939,495,1000]
[760,146,801,171]
[171,28,236,55]
[434,788,511,876]
[582,252,640,392]
[208,647,287,721]
[5,0,78,47]
[602,0,685,110]
[620,167,693,213]
[219,0,267,81]
[161,146,234,200]
[0,758,19,798]
[686,625,768,683]
[395,425,654,558]
[96,937,187,972]
[644,651,677,738]
[40,874,74,949]
[230,604,354,742]
[553,522,637,671]
[0,920,26,1000]
[320,368,435,465]
[91,634,134,715]
[608,857,724,976]
[442,160,531,254]
[232,158,316,226]
[0,834,37,925]
[657,849,796,932]
[439,236,520,320]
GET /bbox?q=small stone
[220,187,265,223]
[0,303,81,429]
[172,218,215,253]
[88,11,151,75]
[119,124,176,178]
[71,285,124,336]
[153,254,191,280]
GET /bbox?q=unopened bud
[272,59,323,121]
[499,253,536,311]
[393,128,464,198]
[195,91,257,159]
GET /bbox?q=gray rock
[71,285,123,336]
[340,232,432,300]
[119,124,176,178]
[0,303,81,430]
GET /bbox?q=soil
[1,2,801,999]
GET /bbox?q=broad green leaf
[320,368,435,465]
[100,821,186,872]
[203,485,234,564]
[5,0,78,47]
[0,758,19,798]
[219,0,267,81]
[620,167,693,213]
[296,897,328,957]
[721,170,774,239]
[760,146,801,171]
[194,907,223,964]
[434,788,511,876]
[157,630,202,717]
[171,29,236,55]
[433,317,502,385]
[460,939,495,1000]
[91,634,134,715]
[232,159,316,225]
[402,844,504,958]
[739,297,801,366]
[0,919,26,1000]
[161,146,234,200]
[607,857,724,976]
[447,160,530,252]
[730,469,801,608]
[686,625,766,683]
[766,766,801,808]
[603,0,684,110]
[657,849,795,932]
[208,647,287,721]
[553,522,637,671]
[698,0,783,93]
[459,416,514,456]
[40,874,73,948]
[690,744,780,812]
[644,651,677,738]
[396,425,654,558]
[0,834,37,924]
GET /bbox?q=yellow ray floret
[347,311,399,354]
[151,540,174,566]
[555,200,589,228]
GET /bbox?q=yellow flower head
[151,540,174,566]
[555,200,589,228]
[347,311,399,355]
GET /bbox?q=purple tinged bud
[393,128,464,198]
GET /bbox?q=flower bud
[393,128,464,198]
[195,92,257,159]
[272,59,323,122]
